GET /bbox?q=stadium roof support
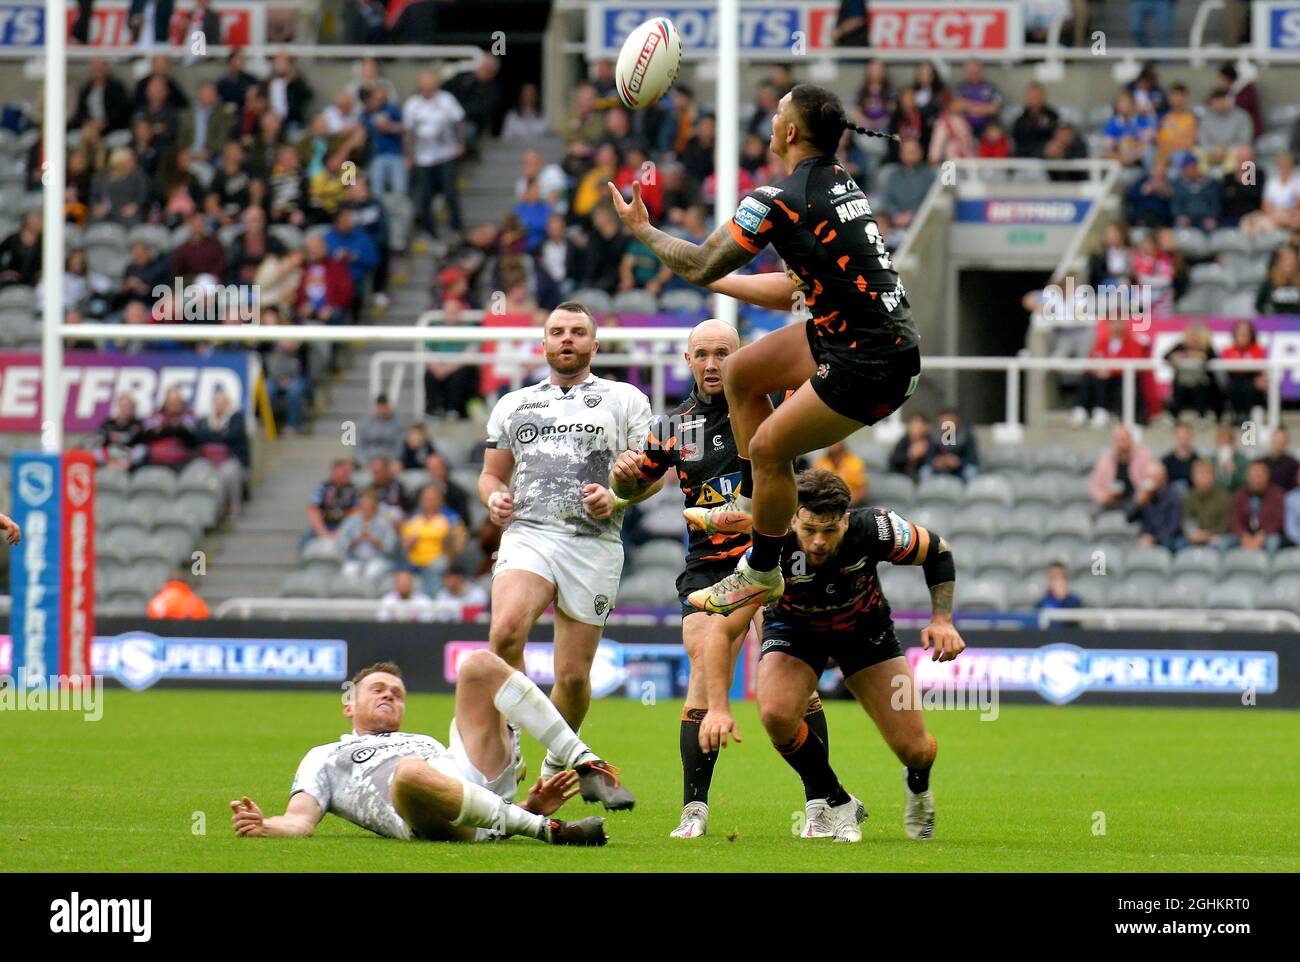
[712,0,739,329]
[41,0,65,453]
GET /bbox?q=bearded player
[479,301,655,808]
[755,469,963,842]
[609,84,918,616]
[230,654,617,844]
[609,318,831,839]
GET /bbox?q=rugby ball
[614,17,683,111]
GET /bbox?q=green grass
[2,690,1297,872]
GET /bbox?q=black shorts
[759,622,904,678]
[805,323,921,426]
[677,560,742,615]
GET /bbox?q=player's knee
[895,732,932,769]
[747,422,782,465]
[758,702,801,742]
[392,756,432,790]
[458,648,508,686]
[488,616,529,652]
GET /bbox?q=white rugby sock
[494,671,598,770]
[451,780,547,840]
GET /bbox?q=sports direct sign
[586,1,1021,58]
[906,644,1279,705]
[0,350,255,433]
[0,0,265,47]
[8,451,95,685]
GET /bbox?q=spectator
[399,423,435,471]
[445,55,502,156]
[747,82,782,139]
[377,569,437,622]
[681,113,716,186]
[94,394,145,470]
[572,143,621,220]
[579,205,628,294]
[404,70,466,240]
[179,81,233,164]
[1219,63,1262,139]
[358,394,404,466]
[1162,422,1200,492]
[227,206,286,287]
[925,408,979,480]
[1200,89,1253,175]
[1090,424,1157,511]
[501,82,550,142]
[1257,245,1300,315]
[263,330,312,434]
[424,451,472,523]
[367,455,408,522]
[295,233,354,324]
[135,74,180,148]
[537,212,581,296]
[400,484,469,594]
[268,145,309,226]
[1089,222,1132,288]
[1101,91,1153,168]
[514,180,552,254]
[194,388,249,520]
[1012,82,1059,159]
[170,212,226,283]
[307,149,354,226]
[39,248,111,319]
[1128,63,1168,116]
[204,141,255,225]
[1172,157,1222,233]
[325,208,380,309]
[1131,0,1174,48]
[253,248,303,316]
[564,83,605,149]
[1164,322,1222,420]
[266,54,314,131]
[1285,465,1300,546]
[879,139,934,234]
[953,59,1000,138]
[322,89,363,137]
[1025,0,1075,43]
[977,120,1011,159]
[138,386,197,470]
[1221,144,1264,228]
[1213,424,1249,491]
[71,58,132,134]
[147,580,210,620]
[927,96,975,164]
[1250,152,1300,234]
[1265,427,1300,492]
[619,229,673,298]
[91,147,151,226]
[422,300,479,419]
[435,560,488,608]
[814,442,869,505]
[1126,462,1184,551]
[887,86,927,160]
[0,212,42,288]
[1043,123,1087,179]
[216,49,258,109]
[306,458,359,542]
[338,490,399,582]
[1227,459,1285,553]
[1037,561,1082,609]
[1184,458,1232,547]
[1154,83,1196,162]
[1132,233,1176,316]
[343,178,392,309]
[131,54,188,112]
[911,62,947,124]
[1221,319,1268,422]
[1074,316,1146,427]
[364,85,406,197]
[889,413,932,482]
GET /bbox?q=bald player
[610,320,830,839]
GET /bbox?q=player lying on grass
[610,318,830,839]
[747,469,964,842]
[229,652,632,845]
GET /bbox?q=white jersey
[486,373,653,543]
[290,731,455,840]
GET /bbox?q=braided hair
[788,83,900,154]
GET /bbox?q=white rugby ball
[614,17,683,111]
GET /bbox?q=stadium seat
[1001,506,1047,541]
[131,466,178,499]
[1262,581,1300,613]
[618,569,679,607]
[908,505,952,537]
[103,523,151,554]
[1209,228,1252,257]
[1205,580,1260,611]
[1271,548,1300,580]
[86,245,129,279]
[569,288,613,315]
[1126,547,1173,577]
[126,496,163,528]
[1221,550,1270,580]
[868,474,915,506]
[1172,546,1222,579]
[1093,511,1138,545]
[915,474,964,507]
[269,223,305,251]
[1255,228,1293,254]
[1156,575,1214,609]
[1010,475,1057,511]
[611,290,658,315]
[95,468,130,497]
[973,543,1022,578]
[981,447,1028,474]
[1043,508,1093,542]
[634,538,686,568]
[154,527,196,564]
[95,540,132,567]
[83,222,127,250]
[330,571,379,599]
[1073,577,1108,607]
[0,284,36,311]
[95,494,130,530]
[281,570,330,598]
[947,512,996,542]
[658,289,706,314]
[1172,227,1210,260]
[152,501,205,537]
[641,505,685,539]
[127,223,172,253]
[965,474,1012,508]
[1107,578,1159,609]
[301,536,343,562]
[176,491,220,529]
[957,578,1008,612]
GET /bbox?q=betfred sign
[588,1,1022,58]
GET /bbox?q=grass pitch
[3,689,1297,872]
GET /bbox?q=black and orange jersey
[728,154,918,358]
[766,507,938,636]
[637,386,750,568]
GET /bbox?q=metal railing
[1040,606,1300,632]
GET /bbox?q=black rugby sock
[747,529,786,572]
[737,456,753,500]
[804,695,828,754]
[907,733,938,794]
[680,708,718,806]
[775,721,847,804]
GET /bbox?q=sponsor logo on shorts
[754,185,783,198]
[585,394,602,408]
[761,637,791,652]
[352,747,377,763]
[594,594,610,616]
[816,362,830,379]
[734,197,770,234]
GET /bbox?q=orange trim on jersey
[855,275,867,292]
[727,219,762,254]
[821,230,837,244]
[813,219,828,236]
[773,198,800,222]
[836,255,850,270]
[912,525,932,563]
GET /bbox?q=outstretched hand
[607,180,649,233]
[524,770,580,816]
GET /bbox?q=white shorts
[493,523,623,626]
[441,718,521,842]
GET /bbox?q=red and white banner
[60,451,95,681]
[64,0,265,48]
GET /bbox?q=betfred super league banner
[9,451,95,684]
[1148,315,1300,403]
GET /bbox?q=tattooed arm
[607,181,756,286]
[918,534,963,662]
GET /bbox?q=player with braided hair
[608,83,920,617]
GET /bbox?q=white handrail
[1040,606,1300,632]
[1189,0,1228,69]
[62,323,696,343]
[1,44,488,61]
